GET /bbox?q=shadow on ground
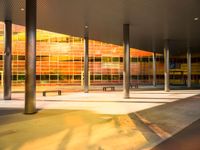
[128,94,200,149]
[151,119,200,150]
[0,108,23,116]
[0,93,200,150]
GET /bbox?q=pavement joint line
[0,130,17,136]
[135,113,171,139]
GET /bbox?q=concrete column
[164,40,170,92]
[25,0,37,114]
[84,26,89,93]
[123,24,130,98]
[3,20,12,100]
[187,49,191,88]
[152,52,156,86]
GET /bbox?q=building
[0,0,199,114]
[0,22,164,87]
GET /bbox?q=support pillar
[187,49,191,88]
[152,52,156,86]
[84,26,89,93]
[25,0,37,114]
[164,40,170,92]
[123,24,130,98]
[3,20,12,100]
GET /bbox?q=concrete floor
[0,90,200,150]
[0,90,199,114]
[151,119,200,150]
[0,109,149,150]
[133,91,200,149]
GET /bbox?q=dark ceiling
[0,0,200,54]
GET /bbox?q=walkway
[151,119,200,150]
[0,90,199,114]
[0,90,200,150]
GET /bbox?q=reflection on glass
[3,21,194,88]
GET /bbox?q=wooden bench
[43,90,61,96]
[130,84,139,89]
[103,86,115,91]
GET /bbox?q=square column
[123,24,130,98]
[25,0,37,114]
[84,26,89,93]
[3,20,12,100]
[152,52,157,86]
[187,49,192,88]
[164,40,170,92]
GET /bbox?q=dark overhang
[0,0,200,54]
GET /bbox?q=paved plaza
[0,89,199,114]
[0,90,200,150]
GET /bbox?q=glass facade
[0,22,200,90]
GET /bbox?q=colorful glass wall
[1,22,199,89]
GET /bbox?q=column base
[24,111,37,115]
[24,107,37,114]
[124,94,130,99]
[165,89,170,92]
[3,97,11,100]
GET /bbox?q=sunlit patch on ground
[0,110,148,150]
[1,90,200,149]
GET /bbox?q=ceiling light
[85,25,88,29]
[194,17,199,21]
[20,8,24,11]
